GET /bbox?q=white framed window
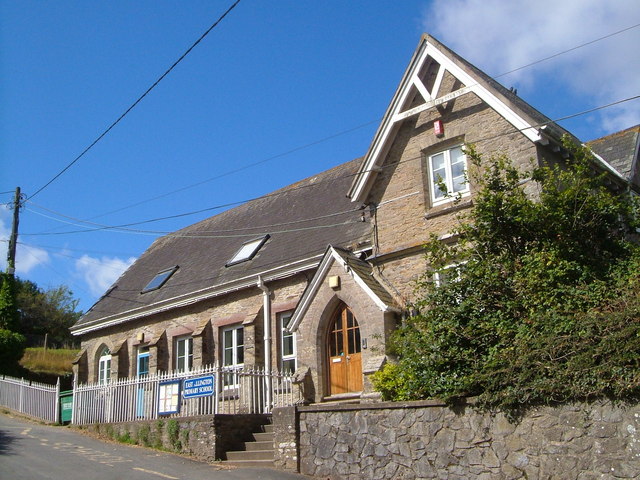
[175,336,193,372]
[222,326,244,368]
[221,325,244,389]
[142,266,178,293]
[225,235,270,267]
[137,346,150,377]
[434,262,464,287]
[279,312,296,374]
[98,347,111,385]
[428,145,469,205]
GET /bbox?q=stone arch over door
[325,302,363,396]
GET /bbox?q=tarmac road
[0,412,309,480]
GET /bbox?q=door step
[322,392,362,403]
[223,423,275,467]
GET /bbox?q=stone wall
[294,259,397,402]
[273,406,299,470]
[83,413,270,462]
[76,274,308,385]
[273,400,640,479]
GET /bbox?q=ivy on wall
[373,138,640,418]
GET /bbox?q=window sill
[425,199,473,220]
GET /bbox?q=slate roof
[331,247,397,309]
[587,125,640,188]
[73,159,371,332]
[287,245,399,332]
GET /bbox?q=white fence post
[71,374,77,425]
[54,377,60,424]
[19,378,24,413]
[41,366,302,426]
[0,375,60,423]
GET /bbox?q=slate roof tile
[74,158,370,330]
[587,125,640,187]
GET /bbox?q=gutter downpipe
[257,276,272,412]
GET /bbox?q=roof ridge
[587,124,640,144]
[167,157,363,236]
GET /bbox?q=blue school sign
[183,375,215,399]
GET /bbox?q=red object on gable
[434,119,444,137]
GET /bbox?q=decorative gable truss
[349,34,548,203]
[287,246,399,333]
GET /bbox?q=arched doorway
[326,304,362,395]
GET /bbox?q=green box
[59,390,73,424]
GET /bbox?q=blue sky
[1,1,639,312]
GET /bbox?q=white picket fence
[0,375,60,423]
[72,365,301,425]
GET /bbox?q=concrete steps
[223,423,275,468]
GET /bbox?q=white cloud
[423,0,640,133]
[75,254,136,296]
[0,206,50,274]
[15,244,51,274]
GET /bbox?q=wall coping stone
[298,398,452,413]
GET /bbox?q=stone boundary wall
[273,400,640,479]
[82,413,270,462]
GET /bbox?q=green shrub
[153,420,165,449]
[167,419,181,451]
[0,329,26,375]
[116,431,134,444]
[138,424,151,447]
[180,428,190,450]
[375,139,640,419]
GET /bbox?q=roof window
[226,235,270,267]
[142,266,178,293]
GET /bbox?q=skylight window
[142,266,178,293]
[226,235,270,267]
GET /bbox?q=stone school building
[70,34,639,404]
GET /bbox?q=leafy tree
[0,328,26,375]
[372,138,640,417]
[0,276,82,347]
[0,273,20,331]
[0,273,26,374]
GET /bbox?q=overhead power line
[17,21,639,238]
[84,119,380,222]
[14,240,138,257]
[19,93,640,239]
[25,199,364,235]
[493,23,640,79]
[41,21,640,222]
[26,0,242,201]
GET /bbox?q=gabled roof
[587,125,640,189]
[73,159,371,335]
[288,246,399,333]
[348,33,575,203]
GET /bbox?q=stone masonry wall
[77,274,308,384]
[283,400,640,479]
[83,413,270,462]
[365,69,544,306]
[294,260,395,402]
[273,406,299,471]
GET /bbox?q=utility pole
[6,186,21,276]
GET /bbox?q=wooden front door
[327,305,363,395]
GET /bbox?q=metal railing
[0,375,60,423]
[72,365,300,425]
